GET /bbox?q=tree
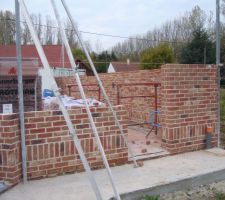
[180,28,215,64]
[89,50,118,73]
[64,19,78,48]
[221,29,225,64]
[111,6,211,62]
[0,11,15,44]
[22,14,42,44]
[33,14,43,42]
[110,51,118,61]
[93,51,110,73]
[140,43,175,69]
[45,15,55,45]
[72,48,86,61]
[222,0,225,16]
[220,0,225,64]
[22,20,32,44]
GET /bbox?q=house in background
[108,59,140,73]
[0,45,93,92]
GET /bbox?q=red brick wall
[0,65,219,184]
[56,70,161,123]
[0,114,21,185]
[0,105,128,183]
[161,64,218,153]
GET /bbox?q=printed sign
[3,104,13,114]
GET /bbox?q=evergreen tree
[180,28,215,64]
[93,50,118,73]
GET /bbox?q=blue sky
[0,0,216,51]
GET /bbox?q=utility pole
[216,0,221,147]
[15,0,27,182]
[204,45,206,64]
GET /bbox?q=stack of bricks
[0,114,21,185]
[0,105,128,184]
[161,64,218,153]
[56,69,161,123]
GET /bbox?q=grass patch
[221,89,225,147]
[220,89,225,120]
[141,195,159,200]
[215,191,225,200]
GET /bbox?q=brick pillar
[0,114,21,185]
[161,64,218,154]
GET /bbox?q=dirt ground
[158,180,225,200]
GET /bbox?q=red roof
[0,45,71,68]
[0,57,39,76]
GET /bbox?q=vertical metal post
[61,0,138,167]
[204,46,206,65]
[154,85,158,135]
[18,0,103,199]
[34,75,38,111]
[216,0,221,147]
[15,0,27,183]
[51,1,121,199]
[62,44,65,68]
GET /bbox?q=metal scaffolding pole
[18,0,103,199]
[51,1,121,199]
[60,0,138,168]
[15,0,27,183]
[216,0,221,147]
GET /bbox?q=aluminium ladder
[50,1,121,199]
[18,0,122,199]
[60,0,138,168]
[18,0,103,199]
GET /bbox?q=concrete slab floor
[1,148,225,200]
[127,127,169,160]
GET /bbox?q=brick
[52,111,63,116]
[76,114,88,119]
[91,113,101,118]
[55,162,68,168]
[46,127,61,132]
[1,121,16,126]
[29,117,44,123]
[76,124,89,129]
[55,143,59,157]
[47,137,62,143]
[25,123,36,129]
[38,133,52,138]
[141,149,147,153]
[45,116,60,121]
[37,122,52,128]
[31,139,45,145]
[53,121,67,126]
[30,128,45,134]
[39,164,53,171]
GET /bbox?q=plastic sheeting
[43,95,104,110]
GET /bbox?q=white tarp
[43,95,104,110]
